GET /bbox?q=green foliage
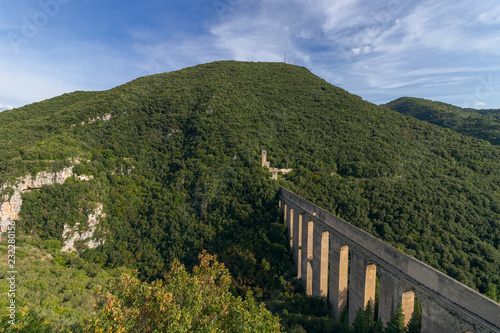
[339,306,351,333]
[86,251,282,332]
[384,304,405,333]
[350,302,385,333]
[266,289,340,332]
[0,306,59,333]
[1,61,500,331]
[0,235,124,332]
[19,180,98,240]
[352,302,375,333]
[406,297,422,333]
[41,239,62,252]
[373,320,384,333]
[486,282,499,302]
[384,97,500,146]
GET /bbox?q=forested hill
[1,61,500,330]
[384,97,500,145]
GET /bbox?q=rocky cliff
[0,165,100,251]
[0,167,75,233]
[61,202,105,253]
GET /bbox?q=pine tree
[373,319,384,333]
[339,304,351,333]
[385,304,405,333]
[352,302,375,333]
[406,296,422,333]
[352,307,368,333]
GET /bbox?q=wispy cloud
[298,0,500,106]
[1,0,499,109]
[0,104,14,112]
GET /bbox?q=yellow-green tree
[86,251,281,332]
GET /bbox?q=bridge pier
[329,239,349,320]
[300,216,308,292]
[292,211,302,278]
[312,219,322,297]
[306,219,314,296]
[349,251,377,322]
[378,270,400,324]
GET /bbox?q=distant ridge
[384,97,500,145]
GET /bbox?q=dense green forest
[1,61,499,331]
[384,97,500,145]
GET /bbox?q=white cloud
[475,101,487,107]
[352,46,371,56]
[352,48,362,56]
[131,32,229,78]
[391,1,500,54]
[208,2,304,63]
[2,0,500,109]
[478,7,500,24]
[0,104,14,111]
[321,0,365,32]
[199,0,500,107]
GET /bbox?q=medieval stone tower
[262,150,270,168]
[261,150,292,180]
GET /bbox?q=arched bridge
[279,187,500,333]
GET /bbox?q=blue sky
[1,0,500,111]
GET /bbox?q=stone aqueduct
[279,187,500,333]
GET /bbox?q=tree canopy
[1,61,499,331]
[86,251,282,333]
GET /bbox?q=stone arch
[297,248,302,279]
[402,291,415,327]
[320,231,329,298]
[307,220,314,260]
[306,260,313,296]
[338,244,349,317]
[298,214,303,248]
[284,203,287,222]
[365,263,377,310]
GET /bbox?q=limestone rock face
[71,113,112,127]
[76,174,94,181]
[0,167,92,233]
[61,203,105,253]
[0,166,104,252]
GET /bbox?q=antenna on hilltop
[284,53,287,64]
